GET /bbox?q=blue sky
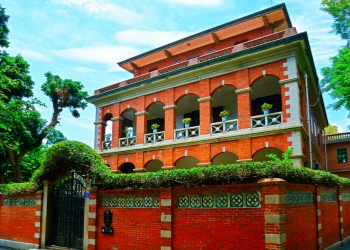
[2,0,347,147]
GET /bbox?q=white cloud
[15,48,51,62]
[164,0,223,6]
[50,45,140,72]
[73,67,96,73]
[114,29,192,47]
[52,0,141,25]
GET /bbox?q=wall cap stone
[94,121,106,125]
[135,111,148,116]
[279,77,300,85]
[265,214,285,224]
[236,158,253,163]
[258,178,286,183]
[111,117,124,121]
[133,168,146,173]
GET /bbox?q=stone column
[111,117,124,148]
[160,189,172,250]
[315,185,322,249]
[93,121,106,150]
[84,180,96,250]
[235,87,251,129]
[94,107,101,150]
[262,179,287,250]
[197,96,212,135]
[163,105,177,140]
[40,181,53,248]
[135,111,148,145]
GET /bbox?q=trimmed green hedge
[1,141,350,196]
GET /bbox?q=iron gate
[52,173,85,249]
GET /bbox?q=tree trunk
[0,173,5,184]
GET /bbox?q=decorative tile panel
[285,192,313,206]
[2,197,36,206]
[320,191,337,202]
[177,192,260,208]
[102,196,159,208]
[342,192,350,201]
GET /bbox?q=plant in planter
[219,110,229,122]
[261,103,273,114]
[151,123,160,133]
[124,127,130,137]
[182,118,192,128]
[104,133,112,141]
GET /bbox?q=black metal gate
[52,173,85,249]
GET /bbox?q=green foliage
[0,182,38,195]
[151,123,160,129]
[321,0,350,45]
[20,145,45,182]
[182,118,192,124]
[324,124,339,135]
[0,5,9,48]
[219,110,229,117]
[41,71,88,119]
[321,46,350,116]
[0,51,34,101]
[32,140,106,183]
[261,103,273,111]
[266,147,293,164]
[45,128,67,146]
[124,127,129,133]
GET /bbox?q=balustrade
[119,136,136,147]
[174,126,200,140]
[211,119,238,134]
[250,112,282,128]
[144,131,165,144]
[102,140,112,150]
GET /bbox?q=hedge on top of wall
[1,142,350,195]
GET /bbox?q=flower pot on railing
[263,110,270,114]
[182,118,192,128]
[153,129,158,133]
[221,117,227,122]
[185,124,190,128]
[104,134,111,141]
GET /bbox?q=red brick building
[87,4,328,173]
[325,132,350,178]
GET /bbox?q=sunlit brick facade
[87,4,328,173]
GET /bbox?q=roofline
[88,33,316,104]
[117,3,292,67]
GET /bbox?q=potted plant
[104,133,112,141]
[151,123,160,133]
[182,118,192,128]
[219,110,229,122]
[124,127,130,137]
[261,103,273,114]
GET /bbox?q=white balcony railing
[144,131,165,144]
[211,119,238,134]
[174,126,200,140]
[251,112,282,128]
[119,136,136,147]
[102,140,112,150]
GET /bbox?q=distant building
[87,4,328,173]
[325,133,350,178]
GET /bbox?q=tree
[320,0,350,118]
[0,4,88,182]
[0,5,9,48]
[321,0,350,45]
[324,124,339,135]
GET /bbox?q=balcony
[251,112,282,128]
[211,119,238,135]
[174,126,200,140]
[326,132,350,141]
[94,28,298,95]
[144,131,165,144]
[119,136,136,147]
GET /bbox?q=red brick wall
[341,188,350,239]
[95,190,161,249]
[285,184,317,250]
[173,185,265,249]
[0,193,41,245]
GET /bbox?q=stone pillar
[262,179,287,250]
[315,186,322,250]
[94,107,102,150]
[235,87,251,129]
[135,111,148,145]
[160,189,172,250]
[163,105,177,140]
[40,182,53,248]
[111,117,124,148]
[94,121,106,150]
[279,78,301,124]
[85,181,96,250]
[197,96,212,135]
